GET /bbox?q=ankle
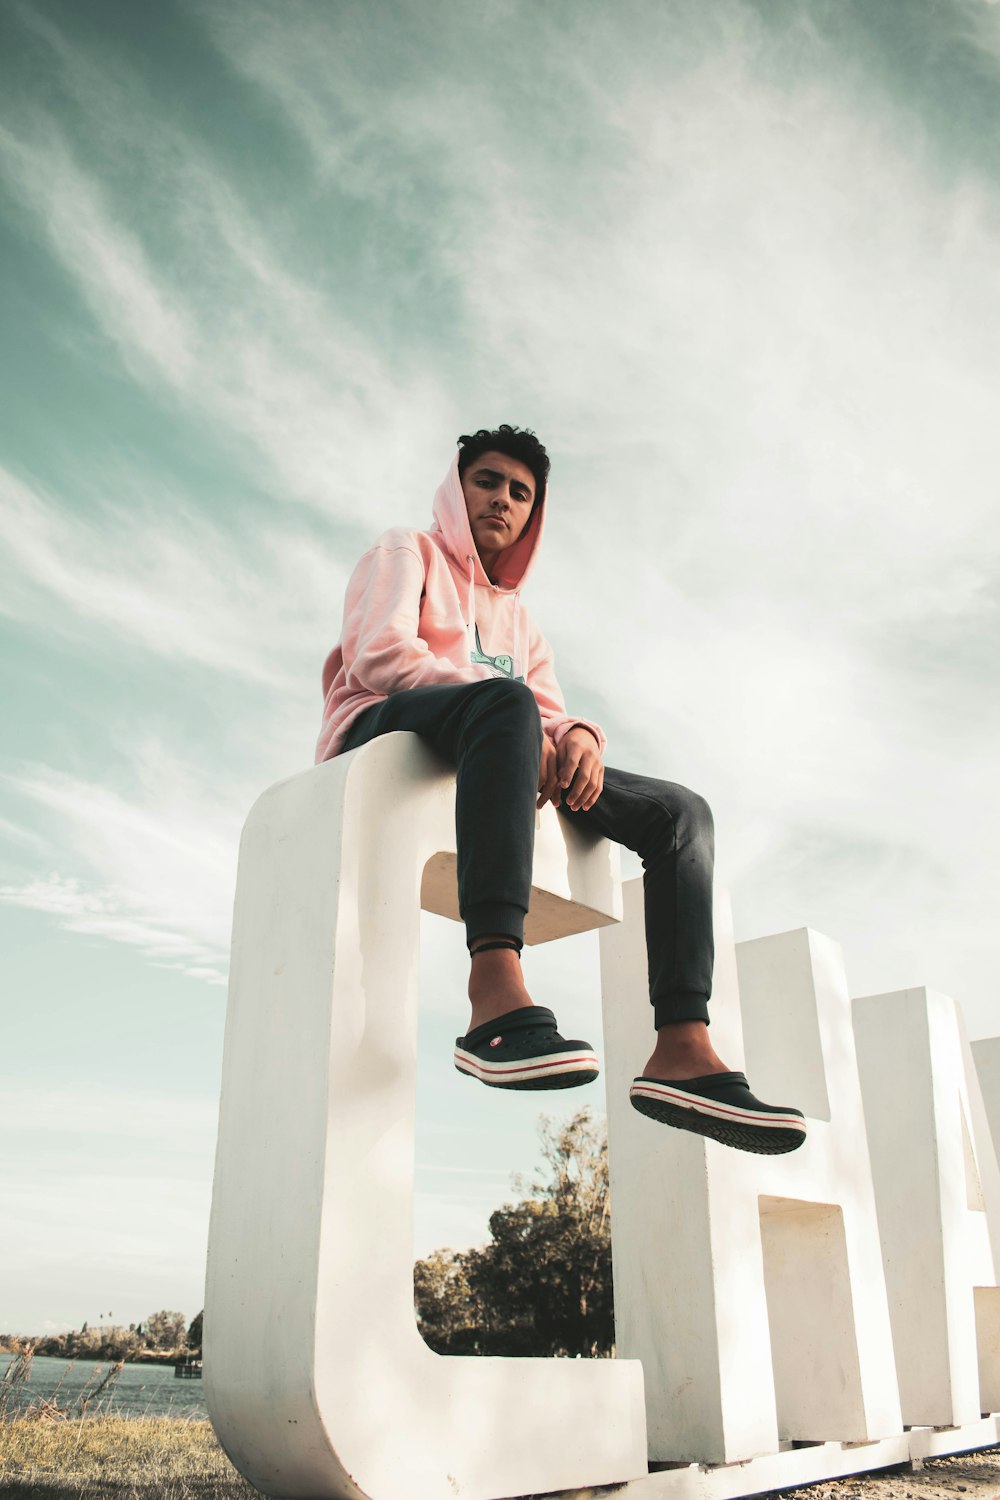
[467,934,532,1028]
[468,993,536,1031]
[469,934,523,957]
[644,1020,728,1081]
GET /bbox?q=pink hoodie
[315,455,605,762]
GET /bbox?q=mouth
[482,516,508,529]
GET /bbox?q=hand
[557,727,604,812]
[537,734,562,809]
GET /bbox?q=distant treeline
[1,1309,203,1363]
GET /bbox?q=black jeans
[342,678,714,1029]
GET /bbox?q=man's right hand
[537,735,561,809]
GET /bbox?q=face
[460,450,537,575]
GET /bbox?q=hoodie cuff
[549,718,606,755]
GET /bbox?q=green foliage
[142,1311,187,1352]
[412,1251,482,1355]
[186,1311,203,1351]
[32,1324,143,1362]
[414,1109,614,1358]
[28,1310,190,1362]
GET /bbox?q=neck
[476,545,501,582]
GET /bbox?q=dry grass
[0,1416,260,1498]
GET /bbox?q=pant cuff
[653,990,711,1029]
[464,902,526,950]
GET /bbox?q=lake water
[2,1352,208,1420]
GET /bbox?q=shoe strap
[637,1070,749,1092]
[463,1006,557,1049]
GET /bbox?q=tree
[143,1310,186,1351]
[412,1252,483,1355]
[414,1109,614,1358]
[186,1311,203,1350]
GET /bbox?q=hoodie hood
[315,449,607,764]
[429,454,545,592]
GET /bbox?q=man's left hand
[557,727,604,812]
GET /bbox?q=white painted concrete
[600,885,901,1464]
[972,1037,1000,1161]
[207,735,1000,1500]
[854,987,1000,1429]
[205,734,646,1500]
[561,1417,1000,1500]
[422,813,622,943]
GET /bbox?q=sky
[2,0,999,1337]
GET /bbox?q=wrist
[565,724,599,746]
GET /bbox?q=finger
[565,766,596,811]
[537,744,556,792]
[580,780,603,811]
[558,745,583,789]
[568,760,602,811]
[581,766,605,811]
[536,762,562,809]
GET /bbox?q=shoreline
[1,1347,200,1366]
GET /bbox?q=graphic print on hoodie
[315,454,605,763]
[470,624,522,683]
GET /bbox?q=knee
[683,788,714,840]
[478,676,539,717]
[650,782,714,846]
[471,677,541,737]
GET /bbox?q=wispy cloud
[0,14,452,520]
[5,0,999,1038]
[0,117,196,385]
[0,750,244,984]
[952,0,1000,59]
[0,814,49,856]
[0,873,228,984]
[0,462,344,688]
[202,0,1000,632]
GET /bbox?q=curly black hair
[456,424,550,505]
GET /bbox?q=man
[317,425,805,1154]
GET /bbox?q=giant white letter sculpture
[207,740,1000,1500]
[854,987,1000,1427]
[205,735,647,1500]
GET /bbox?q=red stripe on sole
[457,1048,598,1080]
[630,1083,805,1130]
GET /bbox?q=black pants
[342,678,714,1029]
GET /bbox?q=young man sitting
[316,425,805,1154]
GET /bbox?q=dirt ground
[767,1445,1000,1500]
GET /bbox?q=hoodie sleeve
[525,617,606,754]
[340,543,492,695]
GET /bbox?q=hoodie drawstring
[466,555,524,681]
[466,556,477,658]
[513,592,522,681]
